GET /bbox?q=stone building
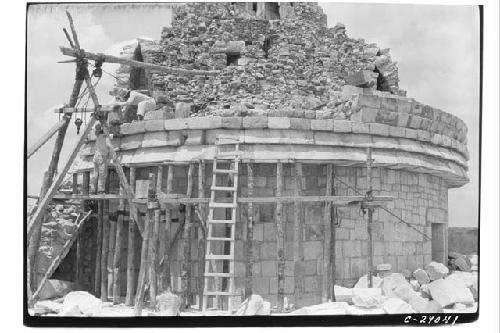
[45,2,469,308]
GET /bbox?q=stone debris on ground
[155,291,181,316]
[37,279,75,300]
[60,291,103,316]
[426,261,449,280]
[235,294,271,316]
[351,288,383,308]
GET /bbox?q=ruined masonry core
[63,2,468,307]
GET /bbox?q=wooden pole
[94,199,103,297]
[181,163,195,308]
[197,161,206,308]
[149,207,161,308]
[73,173,82,289]
[275,162,285,312]
[82,171,91,289]
[155,166,163,293]
[27,11,86,290]
[134,172,156,315]
[59,46,219,76]
[113,188,125,304]
[161,165,173,291]
[293,162,304,306]
[323,164,333,302]
[100,199,110,301]
[330,167,338,302]
[107,205,117,297]
[366,148,374,288]
[244,163,254,299]
[125,167,136,306]
[134,205,151,315]
[27,119,67,159]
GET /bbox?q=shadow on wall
[448,227,478,255]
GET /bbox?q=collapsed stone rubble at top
[111,2,404,120]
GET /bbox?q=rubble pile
[113,2,403,119]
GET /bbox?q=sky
[26,2,480,227]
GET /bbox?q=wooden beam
[107,203,117,298]
[197,161,206,308]
[275,162,285,312]
[322,164,333,302]
[94,199,103,296]
[30,211,93,304]
[100,200,110,301]
[134,195,152,316]
[293,162,304,306]
[125,167,136,306]
[112,189,125,304]
[60,46,219,76]
[244,162,254,299]
[366,147,374,288]
[181,163,195,308]
[161,165,173,291]
[147,171,160,307]
[330,167,338,302]
[27,118,67,159]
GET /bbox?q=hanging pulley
[92,55,105,78]
[75,118,83,134]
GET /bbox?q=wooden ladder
[202,135,241,314]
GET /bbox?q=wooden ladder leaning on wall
[202,135,241,314]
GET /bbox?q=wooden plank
[100,200,110,301]
[322,164,333,302]
[53,194,127,200]
[244,163,254,299]
[30,211,93,303]
[60,46,219,76]
[125,167,136,306]
[113,188,125,304]
[94,199,103,296]
[181,163,195,308]
[293,162,304,306]
[275,162,285,312]
[27,119,67,159]
[74,172,82,289]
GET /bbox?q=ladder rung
[204,272,234,277]
[213,168,238,174]
[209,202,237,208]
[205,254,234,260]
[207,237,234,242]
[211,186,237,192]
[209,219,235,224]
[204,291,239,296]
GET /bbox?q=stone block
[182,130,204,145]
[164,118,188,130]
[397,113,410,127]
[260,242,277,260]
[369,123,389,136]
[175,101,191,118]
[380,97,398,111]
[221,116,243,129]
[351,122,370,134]
[242,116,268,128]
[290,117,311,130]
[186,116,222,129]
[375,109,398,126]
[389,126,406,138]
[267,117,291,129]
[144,110,167,120]
[382,298,415,314]
[426,261,449,280]
[346,70,377,87]
[397,99,412,113]
[351,107,379,123]
[120,133,143,150]
[144,119,165,132]
[303,241,323,260]
[405,128,418,140]
[352,288,383,308]
[417,130,431,142]
[261,260,277,277]
[354,94,381,109]
[311,119,334,131]
[304,110,317,119]
[427,278,474,307]
[408,115,423,129]
[165,131,183,146]
[304,276,321,292]
[142,131,167,148]
[333,120,352,133]
[121,121,145,135]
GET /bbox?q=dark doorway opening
[226,53,241,66]
[374,66,391,92]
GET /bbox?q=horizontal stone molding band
[74,143,468,188]
[80,127,468,169]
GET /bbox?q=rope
[89,63,128,86]
[332,172,432,241]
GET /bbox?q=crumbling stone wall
[113,2,403,116]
